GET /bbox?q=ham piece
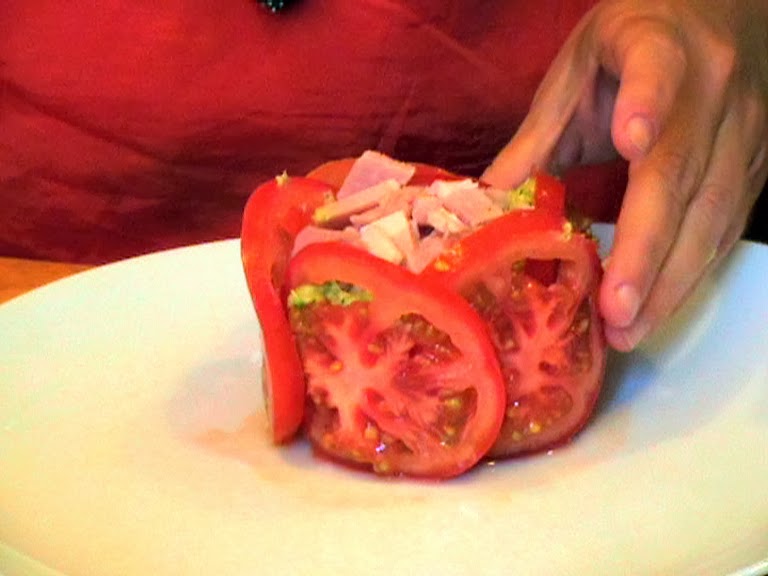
[359,210,417,266]
[428,179,504,226]
[335,150,416,199]
[296,151,523,273]
[350,186,424,227]
[313,178,400,226]
[292,225,362,256]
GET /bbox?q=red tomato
[241,174,331,443]
[305,158,356,189]
[422,218,606,457]
[286,243,506,478]
[307,157,465,188]
[530,171,567,217]
[242,156,606,475]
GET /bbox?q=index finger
[483,18,598,188]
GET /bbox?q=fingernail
[614,283,641,327]
[605,319,650,352]
[626,116,653,155]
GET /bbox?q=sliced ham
[292,225,362,256]
[293,151,528,275]
[350,185,423,226]
[411,195,441,226]
[429,179,504,227]
[359,224,405,265]
[427,206,469,235]
[406,233,456,273]
[336,150,416,199]
[359,210,417,266]
[483,186,510,206]
[313,178,400,227]
[412,195,468,234]
[428,178,480,200]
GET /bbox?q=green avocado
[288,281,373,308]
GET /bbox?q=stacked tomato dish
[241,151,606,478]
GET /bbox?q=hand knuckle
[693,179,735,234]
[594,2,687,63]
[707,40,737,91]
[652,149,705,209]
[646,22,688,66]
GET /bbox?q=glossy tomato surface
[241,174,331,443]
[422,220,606,457]
[307,157,465,189]
[286,243,506,478]
[242,155,607,475]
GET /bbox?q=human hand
[483,0,768,351]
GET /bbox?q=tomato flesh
[423,225,605,457]
[241,155,606,474]
[286,243,506,478]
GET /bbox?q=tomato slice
[243,155,605,473]
[422,219,606,457]
[307,157,465,189]
[530,171,566,217]
[241,174,332,443]
[305,158,356,189]
[286,242,506,478]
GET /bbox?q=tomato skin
[242,157,606,471]
[305,158,356,189]
[286,242,506,478]
[241,174,332,443]
[307,157,465,189]
[422,220,606,457]
[530,171,567,217]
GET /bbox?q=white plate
[1,226,767,576]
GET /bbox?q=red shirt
[0,0,624,263]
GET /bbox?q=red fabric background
[0,0,624,263]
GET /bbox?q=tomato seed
[573,317,590,335]
[363,422,380,441]
[329,360,344,372]
[443,396,463,410]
[367,342,384,355]
[309,388,328,405]
[440,425,460,446]
[504,387,573,440]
